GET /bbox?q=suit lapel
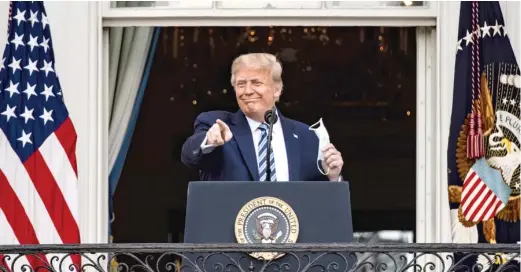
[230,110,259,180]
[280,116,301,181]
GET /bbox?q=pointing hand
[206,119,233,146]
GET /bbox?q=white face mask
[309,118,330,175]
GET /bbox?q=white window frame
[101,1,437,27]
[415,26,438,243]
[93,2,442,244]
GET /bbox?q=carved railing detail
[0,243,518,272]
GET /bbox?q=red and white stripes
[0,118,81,271]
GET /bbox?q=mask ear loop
[309,118,323,130]
[310,118,329,176]
[318,160,330,175]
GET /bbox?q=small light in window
[402,1,413,6]
[406,111,411,116]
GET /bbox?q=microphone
[264,106,278,181]
[264,108,278,125]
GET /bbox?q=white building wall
[0,1,518,244]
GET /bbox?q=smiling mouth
[243,98,260,102]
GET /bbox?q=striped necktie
[257,123,276,182]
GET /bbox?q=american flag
[0,1,80,271]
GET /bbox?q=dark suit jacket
[181,110,329,181]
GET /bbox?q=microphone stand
[264,107,278,181]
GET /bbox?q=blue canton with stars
[0,1,69,163]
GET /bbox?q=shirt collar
[244,108,280,134]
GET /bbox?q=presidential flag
[0,1,80,271]
[447,1,520,269]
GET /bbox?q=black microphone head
[264,109,278,124]
[264,110,273,123]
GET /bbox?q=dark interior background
[112,26,417,244]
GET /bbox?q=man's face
[234,67,281,121]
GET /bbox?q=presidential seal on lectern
[234,196,300,260]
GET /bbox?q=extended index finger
[216,119,229,130]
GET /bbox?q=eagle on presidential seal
[252,212,283,243]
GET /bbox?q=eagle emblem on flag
[456,65,519,228]
[447,1,520,251]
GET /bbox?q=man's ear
[274,87,282,102]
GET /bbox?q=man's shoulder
[283,116,309,130]
[194,110,235,126]
[282,117,315,136]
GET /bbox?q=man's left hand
[321,143,343,181]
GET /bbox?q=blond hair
[230,53,283,92]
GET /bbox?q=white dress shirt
[244,114,289,182]
[200,113,290,182]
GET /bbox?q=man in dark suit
[181,53,344,182]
